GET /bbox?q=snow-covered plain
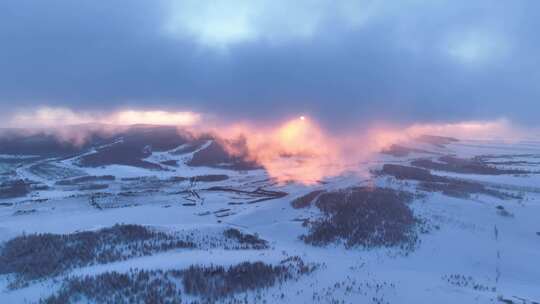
[0,138,539,303]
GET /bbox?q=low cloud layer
[9,107,201,128]
[1,1,539,130]
[2,106,530,183]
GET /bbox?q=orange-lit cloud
[5,107,528,184]
[206,117,403,184]
[206,117,525,184]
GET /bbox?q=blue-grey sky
[1,0,539,129]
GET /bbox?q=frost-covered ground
[0,137,539,303]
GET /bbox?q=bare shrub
[442,274,495,292]
[223,228,268,249]
[41,258,315,303]
[183,262,284,298]
[183,257,314,300]
[0,224,194,285]
[302,187,419,250]
[41,270,183,304]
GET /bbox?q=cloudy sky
[1,0,539,129]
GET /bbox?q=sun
[299,116,306,121]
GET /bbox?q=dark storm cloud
[1,0,539,129]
